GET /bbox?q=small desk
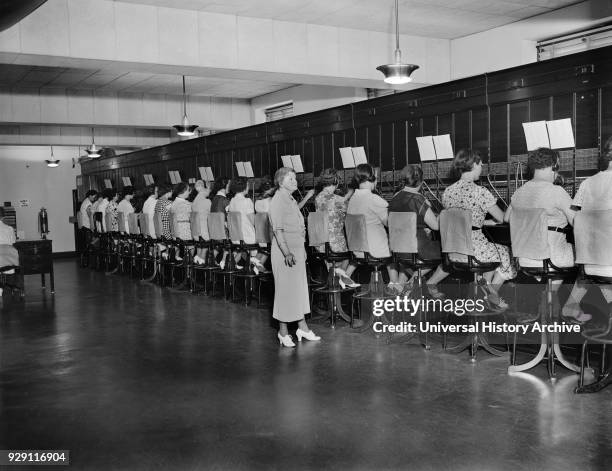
[14,239,54,294]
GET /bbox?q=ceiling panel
[113,0,582,39]
[0,64,293,99]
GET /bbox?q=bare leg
[387,265,400,284]
[426,265,448,286]
[562,280,589,318]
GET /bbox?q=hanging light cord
[182,76,187,117]
[394,0,400,57]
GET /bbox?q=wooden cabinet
[14,239,54,294]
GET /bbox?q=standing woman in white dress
[269,167,320,347]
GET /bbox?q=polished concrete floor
[1,260,611,470]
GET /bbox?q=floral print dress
[315,188,348,253]
[442,179,516,280]
[105,200,119,232]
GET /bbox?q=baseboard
[52,251,77,259]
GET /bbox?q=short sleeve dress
[269,188,310,322]
[154,198,172,239]
[227,193,256,244]
[315,187,348,253]
[170,197,192,240]
[442,180,516,280]
[105,200,118,231]
[388,190,441,260]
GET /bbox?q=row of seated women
[81,176,315,273]
[312,139,612,323]
[81,136,612,329]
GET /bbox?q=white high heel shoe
[296,328,321,342]
[277,333,296,347]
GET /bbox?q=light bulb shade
[174,114,198,137]
[46,159,60,168]
[376,63,419,84]
[86,144,101,158]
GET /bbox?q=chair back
[93,212,104,233]
[117,212,127,233]
[105,212,113,232]
[208,212,227,241]
[509,208,549,261]
[139,214,150,237]
[254,213,271,244]
[227,211,244,242]
[190,211,201,239]
[127,213,140,235]
[307,211,329,247]
[439,209,473,256]
[388,212,418,253]
[345,214,369,253]
[168,211,176,238]
[575,210,612,266]
[153,212,163,239]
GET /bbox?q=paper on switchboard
[522,121,550,151]
[432,134,454,160]
[546,118,575,149]
[290,155,304,173]
[339,147,355,169]
[352,146,368,165]
[416,136,436,162]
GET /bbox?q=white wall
[251,85,368,124]
[0,146,80,252]
[0,88,252,133]
[451,0,612,79]
[0,0,451,88]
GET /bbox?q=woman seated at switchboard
[504,147,575,269]
[117,186,135,232]
[314,168,359,288]
[96,189,113,232]
[255,178,274,214]
[210,176,231,269]
[442,149,516,310]
[104,190,120,232]
[561,136,612,323]
[388,165,448,298]
[227,177,266,272]
[347,163,398,284]
[169,182,193,241]
[169,182,193,262]
[153,184,173,260]
[141,184,158,238]
[154,182,173,246]
[191,180,211,265]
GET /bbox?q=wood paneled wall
[81,46,612,201]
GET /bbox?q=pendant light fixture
[376,0,419,85]
[173,75,198,137]
[46,146,60,168]
[86,127,101,158]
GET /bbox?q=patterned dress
[315,187,348,252]
[442,180,516,280]
[105,200,119,232]
[154,198,172,239]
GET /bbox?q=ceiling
[113,0,584,39]
[0,65,294,99]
